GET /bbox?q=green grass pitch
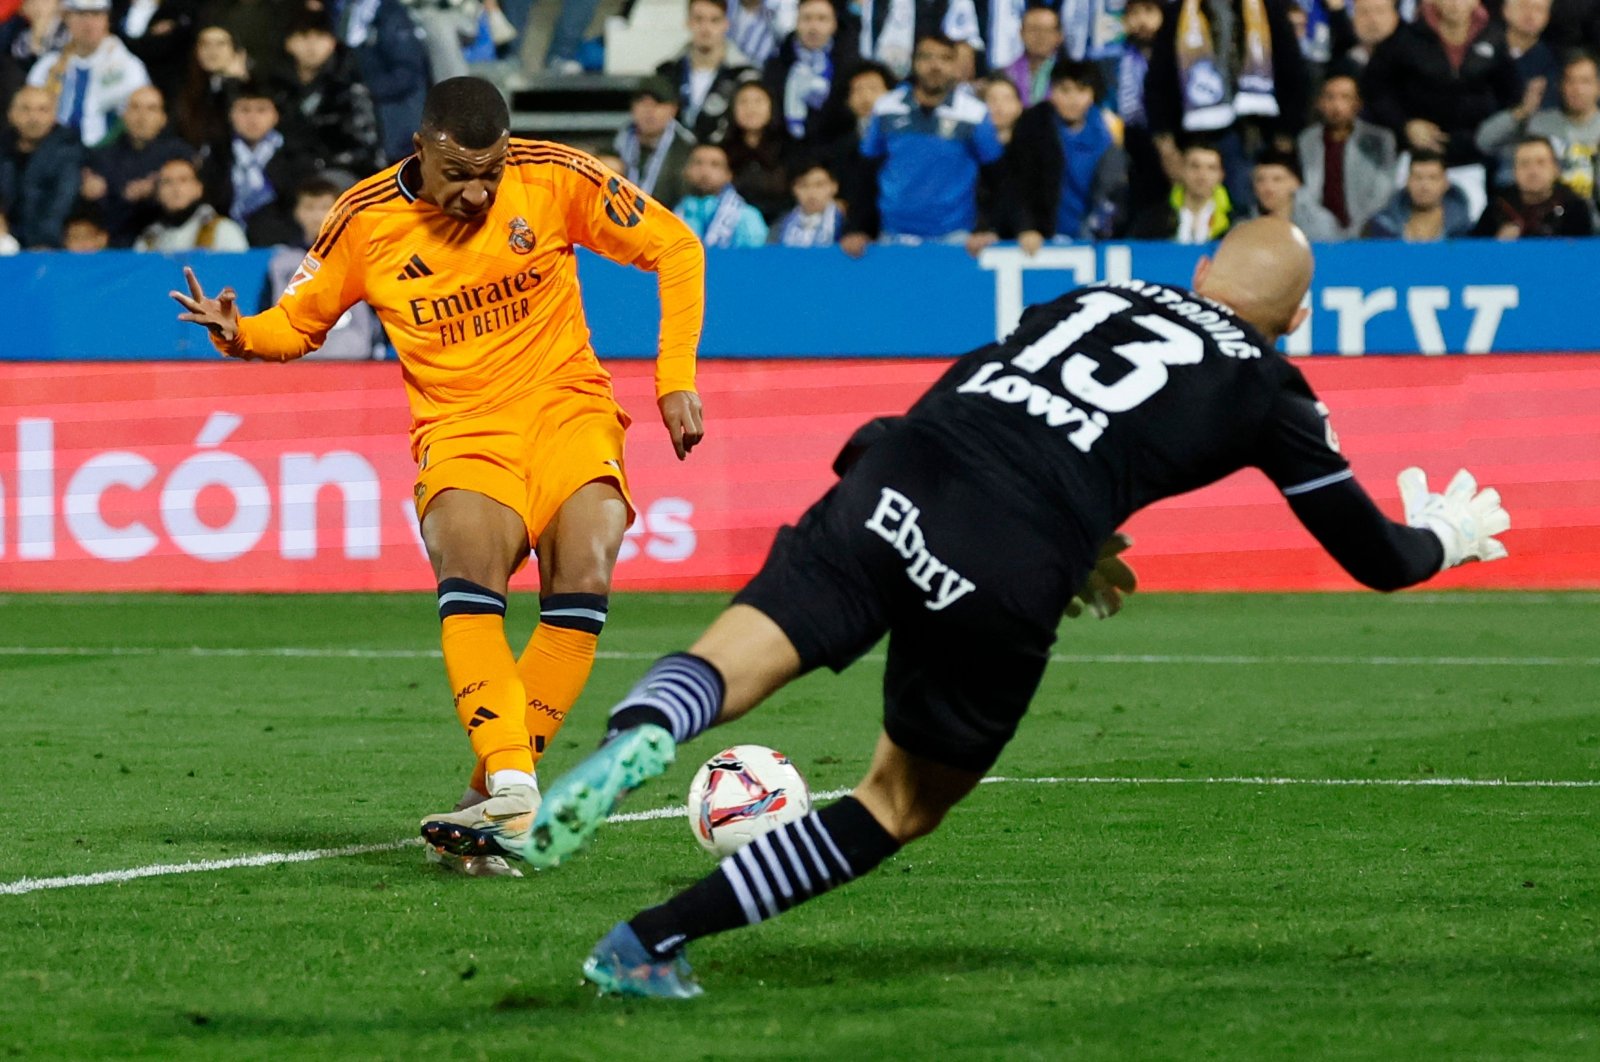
[1,591,1597,1060]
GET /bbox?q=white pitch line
[4,645,1599,667]
[4,775,1597,897]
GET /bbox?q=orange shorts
[412,381,636,547]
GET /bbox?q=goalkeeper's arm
[1284,467,1509,592]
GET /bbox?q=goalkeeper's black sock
[628,797,901,958]
[604,653,725,743]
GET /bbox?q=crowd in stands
[3,0,1599,268]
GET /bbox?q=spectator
[81,83,190,243]
[843,57,892,139]
[719,79,794,220]
[1297,72,1394,235]
[116,0,198,103]
[1127,140,1234,240]
[1478,48,1600,200]
[1500,0,1561,109]
[135,154,247,248]
[262,175,386,358]
[328,0,429,165]
[656,0,758,144]
[198,81,312,245]
[1,0,69,105]
[856,0,982,80]
[176,23,248,146]
[1005,59,1127,251]
[60,196,107,249]
[1326,0,1398,77]
[764,0,856,145]
[674,141,770,246]
[274,7,383,177]
[26,0,150,146]
[1116,0,1166,212]
[197,0,287,69]
[770,156,842,243]
[1003,5,1063,106]
[980,72,1022,143]
[614,75,695,208]
[1249,145,1342,237]
[1363,148,1478,237]
[952,37,978,86]
[1472,133,1595,232]
[0,83,80,246]
[1361,0,1520,215]
[1145,0,1309,211]
[841,34,1003,253]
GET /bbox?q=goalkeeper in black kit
[424,218,1512,998]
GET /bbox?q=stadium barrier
[2,356,1595,592]
[0,239,1592,360]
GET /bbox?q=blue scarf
[615,121,682,195]
[231,130,284,221]
[775,203,840,246]
[783,45,833,138]
[703,186,751,247]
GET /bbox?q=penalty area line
[4,776,1597,897]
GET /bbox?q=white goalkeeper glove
[1397,467,1510,570]
[1066,532,1137,619]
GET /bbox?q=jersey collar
[396,156,421,203]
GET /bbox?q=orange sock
[437,581,533,782]
[469,594,607,793]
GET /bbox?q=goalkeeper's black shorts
[733,427,1078,773]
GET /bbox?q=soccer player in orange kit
[170,77,706,876]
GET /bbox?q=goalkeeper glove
[1397,467,1510,570]
[1066,532,1137,619]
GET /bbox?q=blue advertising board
[0,239,1591,360]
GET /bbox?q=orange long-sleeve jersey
[216,141,705,444]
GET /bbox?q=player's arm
[1258,366,1508,590]
[566,157,706,459]
[169,205,366,362]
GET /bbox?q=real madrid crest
[507,216,535,254]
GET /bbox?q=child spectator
[1007,60,1128,251]
[0,83,81,247]
[60,197,107,249]
[134,154,248,249]
[719,80,795,220]
[1363,148,1477,238]
[262,175,386,358]
[198,81,312,245]
[1472,133,1595,235]
[274,8,384,178]
[26,0,150,146]
[674,141,770,246]
[770,157,841,244]
[81,84,191,244]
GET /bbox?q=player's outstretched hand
[169,266,241,348]
[1398,467,1510,569]
[1066,532,1137,619]
[659,390,704,461]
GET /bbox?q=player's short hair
[1253,146,1303,182]
[1514,134,1560,161]
[1408,148,1446,169]
[420,77,511,150]
[1050,58,1103,98]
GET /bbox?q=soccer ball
[686,745,811,857]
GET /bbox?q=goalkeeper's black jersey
[872,280,1352,564]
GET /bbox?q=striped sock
[604,653,725,744]
[628,797,900,958]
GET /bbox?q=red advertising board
[0,357,1594,592]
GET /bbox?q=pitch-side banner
[0,357,1595,592]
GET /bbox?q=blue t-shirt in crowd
[1054,108,1114,240]
[860,84,1004,238]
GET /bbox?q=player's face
[1512,142,1559,198]
[1316,76,1359,130]
[1020,10,1062,59]
[1406,161,1447,208]
[230,97,278,143]
[685,147,731,194]
[285,28,337,72]
[1561,59,1599,115]
[848,71,889,118]
[418,133,509,223]
[156,161,204,212]
[687,0,727,49]
[912,41,957,96]
[122,86,166,142]
[1048,79,1094,125]
[1252,163,1298,215]
[7,87,55,142]
[795,0,836,49]
[792,167,837,212]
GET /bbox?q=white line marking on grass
[5,776,1597,897]
[5,645,1600,668]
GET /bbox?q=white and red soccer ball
[686,745,811,857]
